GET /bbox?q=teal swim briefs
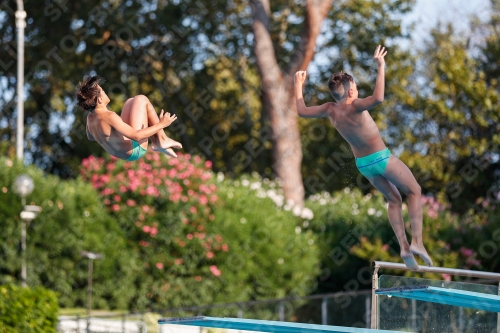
[355,148,391,178]
[126,140,147,161]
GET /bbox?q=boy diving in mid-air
[294,46,432,270]
[75,76,182,161]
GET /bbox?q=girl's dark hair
[327,72,354,101]
[75,76,101,111]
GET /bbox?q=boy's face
[97,85,110,106]
[349,81,358,99]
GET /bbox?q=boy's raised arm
[295,71,331,118]
[352,45,387,112]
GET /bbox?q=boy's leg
[121,97,148,150]
[366,175,420,271]
[382,155,433,266]
[143,98,182,157]
[121,95,182,157]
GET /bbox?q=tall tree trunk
[250,0,332,207]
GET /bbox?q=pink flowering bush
[421,195,447,219]
[81,151,227,309]
[79,152,322,310]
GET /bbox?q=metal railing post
[365,295,370,328]
[371,261,500,332]
[372,261,500,280]
[321,297,327,325]
[371,264,379,329]
[459,307,464,333]
[497,281,500,333]
[411,299,417,332]
[278,302,285,321]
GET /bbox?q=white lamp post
[13,174,40,287]
[81,251,103,333]
[15,0,26,162]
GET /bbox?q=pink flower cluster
[210,265,221,276]
[459,246,481,268]
[421,195,446,219]
[80,151,226,278]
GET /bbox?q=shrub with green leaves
[0,284,58,333]
[210,173,320,304]
[80,153,320,310]
[0,157,137,309]
[305,188,488,291]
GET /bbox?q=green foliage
[0,157,137,309]
[212,173,320,303]
[304,188,490,291]
[1,152,320,312]
[0,284,58,333]
[80,152,320,310]
[0,0,416,188]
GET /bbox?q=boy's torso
[327,103,386,158]
[87,112,132,159]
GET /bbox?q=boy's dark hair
[328,72,354,101]
[75,75,101,111]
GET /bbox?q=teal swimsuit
[355,148,391,178]
[126,140,147,161]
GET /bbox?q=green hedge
[0,284,58,333]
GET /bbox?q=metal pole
[497,281,500,333]
[21,219,26,287]
[365,296,370,328]
[278,302,284,321]
[86,258,93,333]
[370,266,379,329]
[459,307,464,333]
[15,1,26,162]
[411,299,416,332]
[21,197,26,288]
[372,261,500,332]
[87,258,93,317]
[321,297,327,325]
[372,261,500,280]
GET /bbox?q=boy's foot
[401,250,420,271]
[152,137,182,158]
[410,244,433,267]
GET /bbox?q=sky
[310,0,492,79]
[403,0,492,43]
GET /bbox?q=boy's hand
[374,45,387,67]
[294,71,307,85]
[159,110,177,127]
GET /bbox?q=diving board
[375,285,500,312]
[158,316,411,333]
